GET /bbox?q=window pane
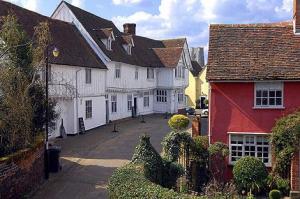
[256,98,261,105]
[269,90,275,97]
[256,90,262,97]
[262,98,268,105]
[276,91,282,97]
[276,98,282,105]
[269,98,275,105]
[262,90,268,97]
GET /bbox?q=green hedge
[108,164,205,199]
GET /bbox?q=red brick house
[206,0,300,195]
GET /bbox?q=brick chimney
[123,23,136,35]
[294,0,300,33]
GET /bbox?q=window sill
[229,162,272,168]
[147,78,155,81]
[253,106,285,110]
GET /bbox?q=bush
[162,131,193,162]
[269,189,282,199]
[268,175,290,196]
[208,142,229,182]
[162,158,184,188]
[168,114,189,131]
[131,135,163,184]
[233,156,268,193]
[108,164,205,199]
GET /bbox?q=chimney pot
[294,0,300,34]
[123,23,136,35]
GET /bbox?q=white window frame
[143,91,150,107]
[85,100,92,119]
[254,82,284,109]
[115,66,121,79]
[127,94,132,111]
[147,68,154,79]
[85,68,91,84]
[229,133,271,167]
[107,37,112,50]
[111,95,117,113]
[156,90,167,103]
[178,90,184,104]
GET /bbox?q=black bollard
[112,123,118,133]
[164,112,168,119]
[140,115,146,123]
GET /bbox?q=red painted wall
[209,82,300,179]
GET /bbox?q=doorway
[132,97,137,117]
[105,100,109,124]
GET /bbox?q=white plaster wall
[77,96,106,130]
[108,92,154,121]
[106,62,157,90]
[157,68,174,88]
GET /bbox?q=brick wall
[0,142,45,199]
[291,150,300,190]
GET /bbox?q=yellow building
[186,61,208,108]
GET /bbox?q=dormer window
[126,44,132,55]
[106,37,112,51]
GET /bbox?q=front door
[105,100,109,124]
[133,97,137,117]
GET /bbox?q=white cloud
[5,0,40,11]
[112,0,293,61]
[112,0,143,5]
[275,0,293,14]
[70,0,86,8]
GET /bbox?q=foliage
[269,190,282,199]
[208,142,229,182]
[233,156,268,193]
[203,179,238,199]
[108,164,206,199]
[162,158,184,189]
[246,192,255,199]
[162,131,193,162]
[0,14,57,157]
[271,110,300,178]
[267,175,290,196]
[191,136,209,165]
[168,114,190,131]
[131,135,163,184]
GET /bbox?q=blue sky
[6,0,294,59]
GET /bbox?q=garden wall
[290,150,300,199]
[0,142,45,199]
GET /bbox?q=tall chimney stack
[123,23,136,35]
[294,0,300,34]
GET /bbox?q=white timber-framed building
[0,1,191,138]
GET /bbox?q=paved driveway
[32,114,173,199]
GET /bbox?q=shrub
[131,135,163,184]
[208,142,229,182]
[108,164,205,199]
[233,156,268,193]
[162,158,184,188]
[271,111,300,178]
[269,189,282,199]
[162,131,193,162]
[168,114,189,131]
[203,179,237,198]
[268,175,290,196]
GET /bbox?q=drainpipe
[75,69,82,134]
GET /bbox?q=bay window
[229,134,271,166]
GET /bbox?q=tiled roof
[207,22,300,81]
[152,47,183,68]
[0,1,106,69]
[190,61,203,77]
[64,1,186,68]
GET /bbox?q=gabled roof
[207,21,300,81]
[190,61,203,77]
[152,47,183,68]
[0,0,106,69]
[63,1,187,68]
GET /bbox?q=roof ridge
[210,21,293,28]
